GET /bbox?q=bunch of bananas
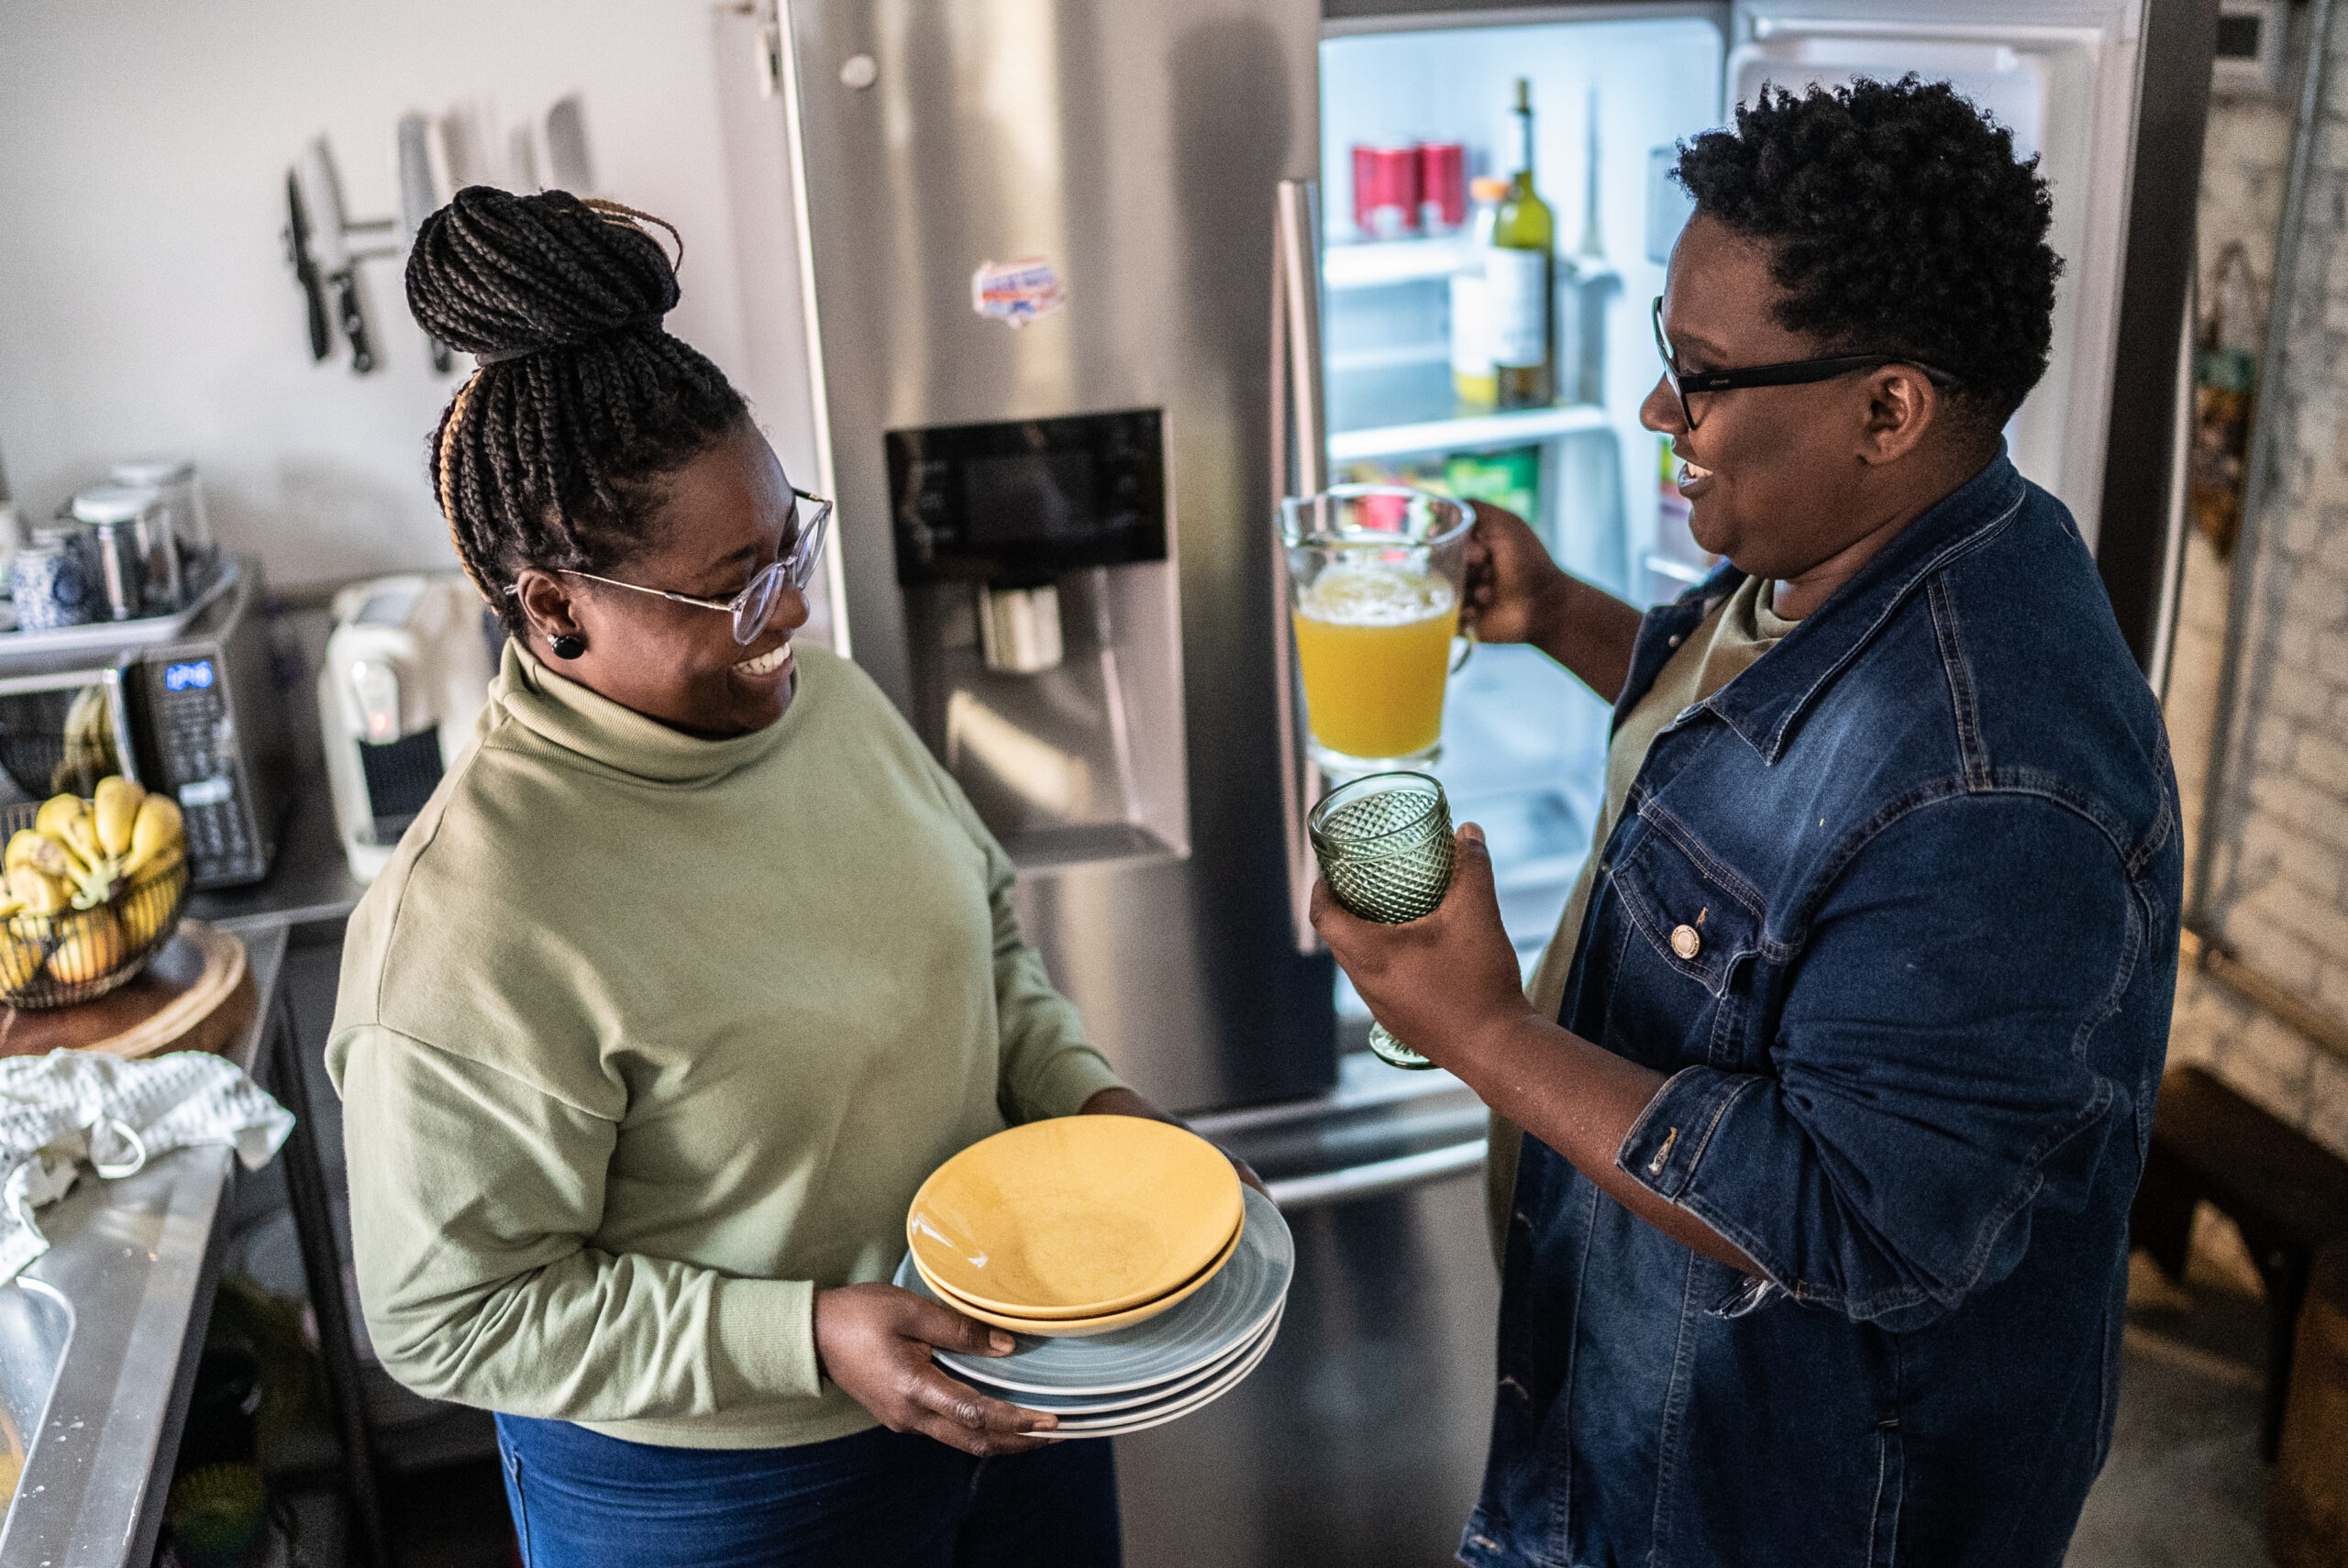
[0,777,186,989]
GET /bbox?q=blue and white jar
[11,535,94,632]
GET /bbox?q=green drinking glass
[1307,771,1456,1070]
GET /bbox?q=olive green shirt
[328,641,1124,1449]
[1488,575,1799,1253]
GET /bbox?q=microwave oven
[0,561,288,887]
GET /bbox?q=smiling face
[512,419,811,738]
[1640,212,1970,597]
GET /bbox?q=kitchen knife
[508,123,541,193]
[283,169,332,360]
[0,438,17,556]
[437,105,490,191]
[545,95,595,193]
[298,138,377,374]
[396,115,453,372]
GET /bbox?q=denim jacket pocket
[1601,812,1766,1070]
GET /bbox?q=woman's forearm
[1453,1014,1763,1276]
[1534,576,1645,705]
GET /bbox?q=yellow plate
[906,1116,1243,1320]
[916,1211,1245,1338]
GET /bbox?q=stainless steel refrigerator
[716,0,2213,1118]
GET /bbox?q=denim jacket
[1461,456,2181,1568]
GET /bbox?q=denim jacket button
[1670,923,1701,960]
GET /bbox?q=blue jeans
[493,1415,1121,1568]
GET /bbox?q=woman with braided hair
[327,185,1222,1565]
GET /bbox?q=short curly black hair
[1674,75,2060,431]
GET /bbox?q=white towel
[2,1048,294,1285]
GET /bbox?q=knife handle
[334,273,375,374]
[301,270,332,361]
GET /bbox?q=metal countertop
[0,924,289,1568]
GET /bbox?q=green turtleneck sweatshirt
[327,640,1124,1450]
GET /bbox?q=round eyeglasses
[1651,297,1956,430]
[509,488,834,645]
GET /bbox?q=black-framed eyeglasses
[1651,297,1956,430]
[508,488,833,646]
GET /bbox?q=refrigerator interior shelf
[1328,342,1453,375]
[1329,403,1611,462]
[1324,235,1477,291]
[1324,237,1623,294]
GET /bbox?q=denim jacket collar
[1690,450,2030,765]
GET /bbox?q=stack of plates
[900,1117,1294,1437]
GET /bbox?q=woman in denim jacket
[1317,78,2181,1568]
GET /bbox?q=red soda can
[1357,145,1420,239]
[1418,142,1466,231]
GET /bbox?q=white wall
[0,0,814,594]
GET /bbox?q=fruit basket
[0,780,190,1009]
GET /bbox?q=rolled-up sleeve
[1614,793,2137,1331]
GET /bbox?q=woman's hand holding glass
[812,1284,1058,1456]
[1309,823,1534,1075]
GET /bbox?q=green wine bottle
[1490,78,1556,410]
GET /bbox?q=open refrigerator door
[1726,0,2149,551]
[1308,0,2183,1036]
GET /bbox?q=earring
[549,633,586,660]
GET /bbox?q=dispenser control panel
[886,408,1166,585]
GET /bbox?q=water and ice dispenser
[886,410,1189,868]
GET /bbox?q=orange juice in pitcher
[1279,485,1475,771]
[1292,563,1458,762]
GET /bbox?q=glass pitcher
[1279,485,1475,775]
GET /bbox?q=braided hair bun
[407,186,747,626]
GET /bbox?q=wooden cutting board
[0,921,254,1062]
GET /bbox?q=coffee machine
[318,573,498,882]
[887,410,1189,870]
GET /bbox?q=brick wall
[2163,26,2348,1158]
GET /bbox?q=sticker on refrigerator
[971,258,1068,326]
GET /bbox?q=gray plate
[952,1301,1278,1416]
[1046,1302,1284,1436]
[905,1184,1293,1397]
